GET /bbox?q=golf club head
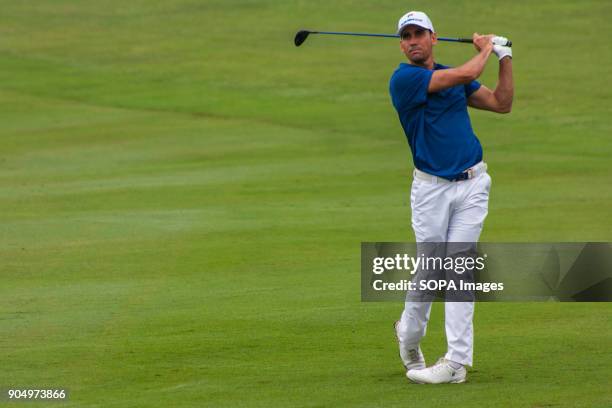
[294,30,310,47]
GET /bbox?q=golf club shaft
[308,31,501,46]
[313,31,398,39]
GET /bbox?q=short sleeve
[464,79,481,98]
[390,67,433,112]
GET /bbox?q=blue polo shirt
[389,62,482,180]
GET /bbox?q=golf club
[294,30,512,47]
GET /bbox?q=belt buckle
[453,172,468,182]
[466,168,474,179]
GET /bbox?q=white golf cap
[397,11,435,35]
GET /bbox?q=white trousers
[397,167,491,367]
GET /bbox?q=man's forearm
[428,48,492,92]
[493,58,513,111]
[457,48,493,82]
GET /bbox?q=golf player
[389,11,513,383]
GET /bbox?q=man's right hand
[472,33,494,53]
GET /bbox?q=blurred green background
[1,1,611,407]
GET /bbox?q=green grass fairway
[1,1,611,407]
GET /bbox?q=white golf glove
[492,37,512,60]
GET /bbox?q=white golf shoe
[406,358,467,384]
[394,321,426,371]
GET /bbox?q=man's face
[400,25,437,64]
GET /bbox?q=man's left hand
[492,44,512,60]
[491,36,512,60]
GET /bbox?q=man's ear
[431,32,438,45]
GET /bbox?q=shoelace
[432,359,452,373]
